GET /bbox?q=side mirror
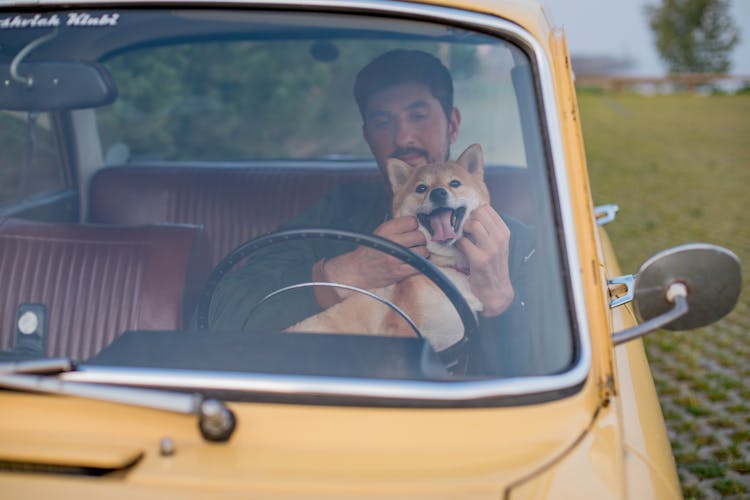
[612,243,741,345]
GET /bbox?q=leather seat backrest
[0,218,209,359]
[89,166,382,267]
[89,165,533,267]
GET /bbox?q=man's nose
[429,188,448,205]
[395,116,416,146]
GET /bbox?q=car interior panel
[0,217,209,359]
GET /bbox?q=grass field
[577,92,750,498]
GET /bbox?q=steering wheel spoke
[248,281,424,338]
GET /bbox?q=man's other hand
[455,205,514,317]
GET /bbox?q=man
[208,50,535,375]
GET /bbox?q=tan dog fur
[285,144,488,352]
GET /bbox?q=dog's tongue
[430,210,456,242]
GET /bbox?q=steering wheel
[195,228,478,371]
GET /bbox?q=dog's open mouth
[418,206,467,243]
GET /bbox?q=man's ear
[448,107,461,144]
[456,143,484,177]
[386,158,412,194]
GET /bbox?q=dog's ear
[456,143,484,178]
[386,158,412,194]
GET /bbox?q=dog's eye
[449,179,461,188]
[415,184,427,193]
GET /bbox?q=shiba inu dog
[286,144,487,352]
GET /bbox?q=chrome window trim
[63,365,582,404]
[8,0,592,404]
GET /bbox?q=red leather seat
[88,165,532,267]
[0,218,209,359]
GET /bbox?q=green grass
[578,93,750,274]
[577,92,750,497]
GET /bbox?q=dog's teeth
[418,213,433,235]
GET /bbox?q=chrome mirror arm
[612,283,688,345]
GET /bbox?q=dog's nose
[429,188,448,205]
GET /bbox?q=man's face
[362,82,460,176]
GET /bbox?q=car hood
[0,381,620,498]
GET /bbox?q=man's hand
[455,205,514,317]
[313,216,428,307]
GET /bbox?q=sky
[541,0,750,76]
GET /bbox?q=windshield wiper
[0,357,77,375]
[0,358,236,442]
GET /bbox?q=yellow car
[0,0,741,498]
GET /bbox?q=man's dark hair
[354,49,454,120]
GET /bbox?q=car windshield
[0,8,578,398]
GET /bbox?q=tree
[645,0,740,73]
